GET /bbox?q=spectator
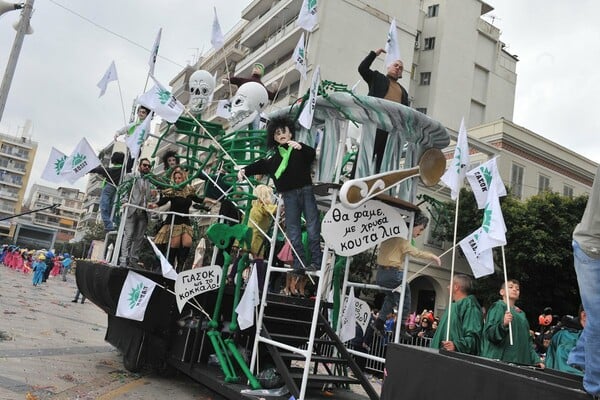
[547,306,585,375]
[61,253,73,282]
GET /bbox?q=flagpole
[407,244,456,283]
[222,52,234,98]
[445,194,460,342]
[501,246,513,345]
[116,79,127,126]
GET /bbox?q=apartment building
[0,130,37,240]
[24,184,85,244]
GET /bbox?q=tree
[441,188,587,321]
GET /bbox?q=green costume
[480,300,541,365]
[546,328,583,376]
[430,294,483,355]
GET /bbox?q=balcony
[0,176,22,188]
[241,0,274,21]
[236,23,303,79]
[240,0,300,49]
[199,39,248,73]
[0,190,19,201]
[0,148,30,162]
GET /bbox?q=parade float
[76,74,589,400]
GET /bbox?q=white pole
[0,0,34,122]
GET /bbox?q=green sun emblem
[71,153,86,167]
[308,0,316,10]
[54,155,67,175]
[157,88,171,105]
[137,129,147,146]
[127,282,143,308]
[482,166,493,187]
[482,207,492,233]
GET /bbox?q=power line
[48,0,184,69]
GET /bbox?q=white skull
[228,82,268,130]
[188,70,215,113]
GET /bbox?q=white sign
[342,295,372,335]
[321,200,408,256]
[175,265,222,312]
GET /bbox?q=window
[427,4,439,17]
[563,185,574,199]
[415,108,427,115]
[538,175,550,194]
[424,37,436,50]
[420,72,431,85]
[511,163,524,199]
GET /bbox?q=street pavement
[0,264,224,400]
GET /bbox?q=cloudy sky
[0,0,598,198]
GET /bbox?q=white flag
[298,65,320,129]
[59,138,102,184]
[477,184,507,254]
[116,271,157,321]
[459,229,495,278]
[339,287,357,342]
[440,117,469,200]
[126,113,152,159]
[235,265,260,330]
[384,19,401,68]
[97,61,118,98]
[292,33,307,80]
[466,157,507,209]
[297,0,318,31]
[147,237,178,281]
[137,79,184,123]
[148,28,162,76]
[41,147,68,183]
[211,7,225,51]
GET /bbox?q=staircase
[255,291,378,400]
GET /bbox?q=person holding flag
[371,212,441,337]
[480,279,544,368]
[114,106,151,142]
[357,47,408,174]
[87,151,133,232]
[430,274,483,355]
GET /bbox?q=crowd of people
[0,245,75,286]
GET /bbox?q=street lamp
[0,0,34,123]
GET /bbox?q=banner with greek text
[321,200,407,256]
[174,265,222,312]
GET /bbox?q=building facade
[24,184,85,244]
[162,1,594,319]
[0,130,37,240]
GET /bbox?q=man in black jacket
[358,48,409,173]
[88,152,133,232]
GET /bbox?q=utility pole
[0,0,35,123]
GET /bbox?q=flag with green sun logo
[41,147,68,183]
[116,271,157,321]
[137,78,184,123]
[59,138,101,184]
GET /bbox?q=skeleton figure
[188,70,215,113]
[228,81,268,130]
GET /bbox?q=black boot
[177,247,191,271]
[168,247,178,268]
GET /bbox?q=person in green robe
[430,274,483,355]
[480,279,544,367]
[546,306,585,375]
